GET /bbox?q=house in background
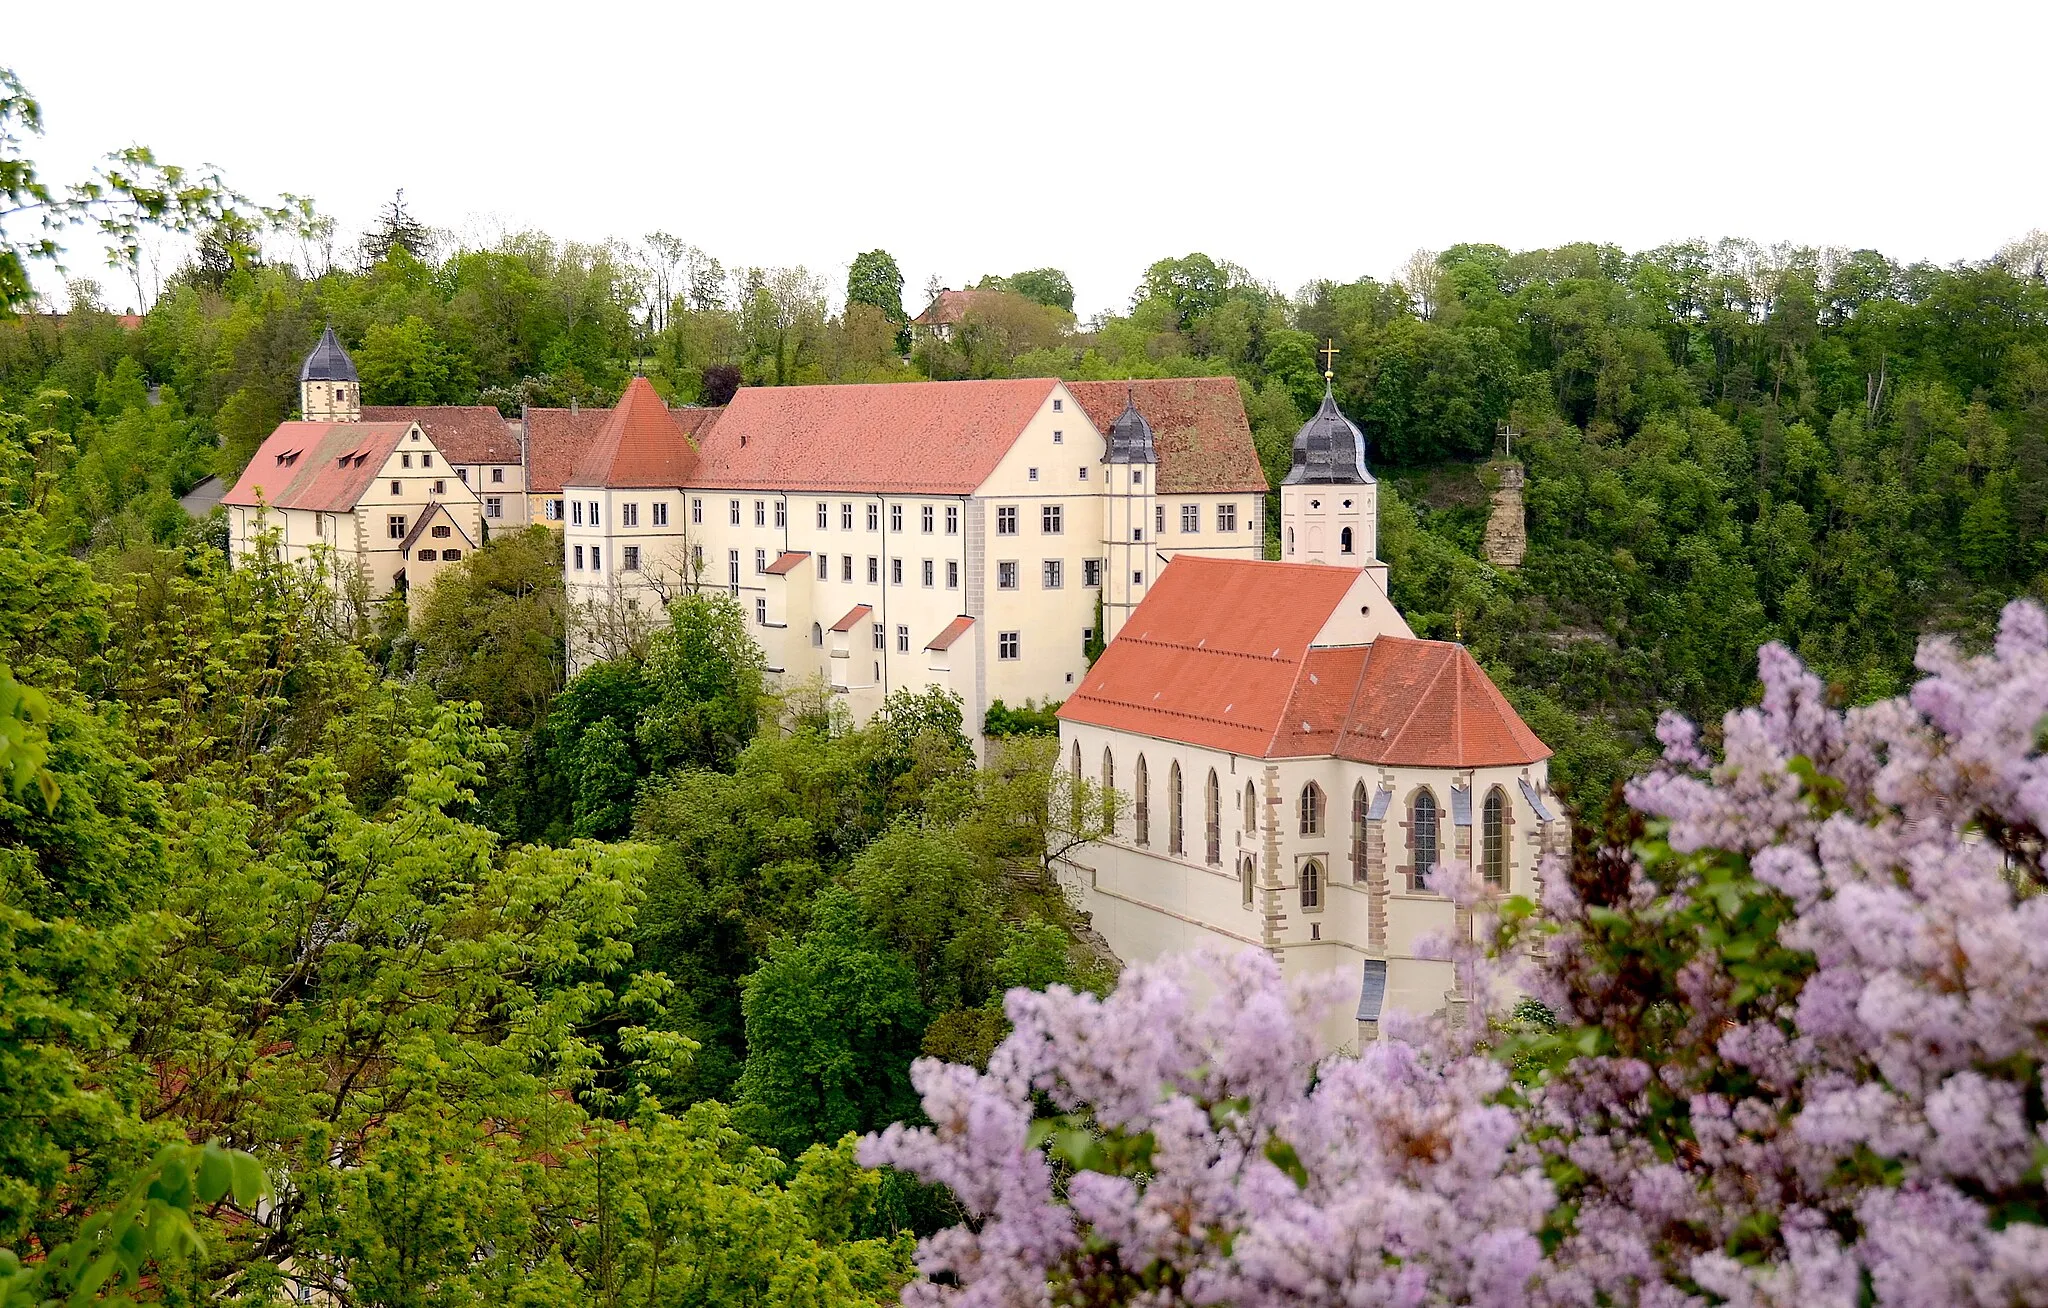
[908,288,998,345]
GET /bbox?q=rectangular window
[1082,628,1093,654]
[622,502,639,527]
[623,545,641,571]
[402,452,412,469]
[432,479,445,495]
[388,514,407,539]
[1133,570,1144,585]
[573,544,584,568]
[890,557,902,585]
[757,597,768,625]
[693,544,703,569]
[866,503,880,531]
[775,500,786,528]
[591,546,601,570]
[729,499,741,525]
[589,501,600,525]
[998,561,1019,589]
[817,553,829,580]
[755,548,767,573]
[817,501,829,529]
[491,467,504,483]
[422,453,433,468]
[890,503,903,532]
[867,556,879,583]
[458,467,469,484]
[842,555,853,581]
[996,506,1018,535]
[1078,466,1088,480]
[921,559,934,587]
[896,625,910,653]
[1083,558,1102,586]
[946,560,959,589]
[390,480,401,496]
[727,550,740,594]
[485,496,503,518]
[1218,502,1237,532]
[1042,504,1063,534]
[1182,503,1200,532]
[545,500,559,521]
[1052,398,1062,412]
[1155,505,1165,535]
[692,497,703,524]
[921,504,934,533]
[654,501,669,526]
[841,503,854,529]
[945,505,959,535]
[1053,429,1063,444]
[754,500,766,527]
[872,622,885,650]
[999,631,1020,660]
[1028,467,1038,481]
[1043,559,1064,588]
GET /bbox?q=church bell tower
[1280,346,1383,589]
[300,325,360,421]
[1100,389,1157,642]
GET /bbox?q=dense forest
[5,63,2048,1306]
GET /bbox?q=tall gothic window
[1351,781,1369,883]
[1071,740,1082,789]
[1167,762,1184,855]
[1482,786,1507,889]
[1134,756,1150,847]
[1299,782,1324,837]
[1411,790,1439,892]
[1241,855,1255,907]
[1102,748,1116,830]
[1204,770,1221,865]
[1244,780,1258,833]
[1300,858,1323,910]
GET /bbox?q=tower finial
[1319,337,1340,384]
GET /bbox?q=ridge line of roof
[1064,693,1271,737]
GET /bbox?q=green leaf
[230,1153,266,1208]
[1263,1135,1309,1188]
[196,1146,232,1205]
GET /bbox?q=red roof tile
[569,378,707,488]
[1059,557,1548,767]
[911,288,998,328]
[763,550,810,575]
[692,379,1056,494]
[1065,378,1268,495]
[524,407,612,494]
[830,603,872,633]
[362,405,521,465]
[926,615,974,651]
[222,421,415,513]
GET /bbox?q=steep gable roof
[523,406,612,494]
[1064,378,1267,494]
[567,378,707,488]
[1059,556,1549,767]
[911,288,997,328]
[362,405,521,465]
[691,379,1056,494]
[222,421,416,513]
[398,501,475,554]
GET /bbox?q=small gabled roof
[830,603,873,633]
[223,421,417,513]
[398,501,475,554]
[568,377,705,488]
[925,615,974,651]
[300,326,358,382]
[763,551,810,575]
[362,406,521,464]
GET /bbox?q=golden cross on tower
[1319,337,1340,380]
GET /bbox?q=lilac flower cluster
[865,601,2048,1306]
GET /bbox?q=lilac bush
[864,601,2048,1306]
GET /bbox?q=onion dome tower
[1280,346,1378,574]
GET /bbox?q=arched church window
[1241,855,1255,907]
[1299,782,1323,836]
[1167,762,1184,855]
[1071,740,1082,789]
[811,622,823,647]
[1350,780,1368,882]
[1482,786,1507,889]
[1411,789,1439,892]
[1340,526,1354,555]
[1244,780,1257,832]
[1287,527,1295,555]
[1204,770,1221,865]
[1300,858,1323,910]
[1134,756,1150,846]
[1102,748,1115,829]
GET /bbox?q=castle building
[1056,388,1561,1049]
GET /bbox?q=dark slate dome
[300,325,359,383]
[1103,389,1157,465]
[1282,385,1372,485]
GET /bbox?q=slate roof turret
[1102,388,1157,465]
[1283,383,1371,485]
[299,325,359,383]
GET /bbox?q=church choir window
[1341,526,1354,555]
[817,502,829,529]
[1181,504,1200,532]
[1244,780,1257,832]
[997,506,1018,535]
[1167,762,1184,855]
[890,504,903,531]
[1482,786,1507,888]
[1287,527,1295,555]
[623,546,640,571]
[1241,856,1255,907]
[998,631,1020,660]
[1071,740,1082,787]
[1042,504,1063,534]
[1299,782,1324,836]
[1134,756,1150,846]
[1351,781,1369,882]
[946,505,959,534]
[1102,749,1115,828]
[1300,858,1323,911]
[654,502,668,526]
[1205,770,1221,865]
[1218,503,1237,532]
[1411,790,1439,892]
[812,622,823,647]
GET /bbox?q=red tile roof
[1059,557,1548,767]
[926,615,974,651]
[362,405,521,465]
[524,407,611,494]
[763,550,810,575]
[568,378,709,488]
[222,422,415,513]
[830,603,872,633]
[911,289,998,328]
[399,502,474,553]
[1065,378,1267,495]
[692,379,1056,494]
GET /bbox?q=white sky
[15,0,2047,319]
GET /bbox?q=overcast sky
[14,0,2046,318]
